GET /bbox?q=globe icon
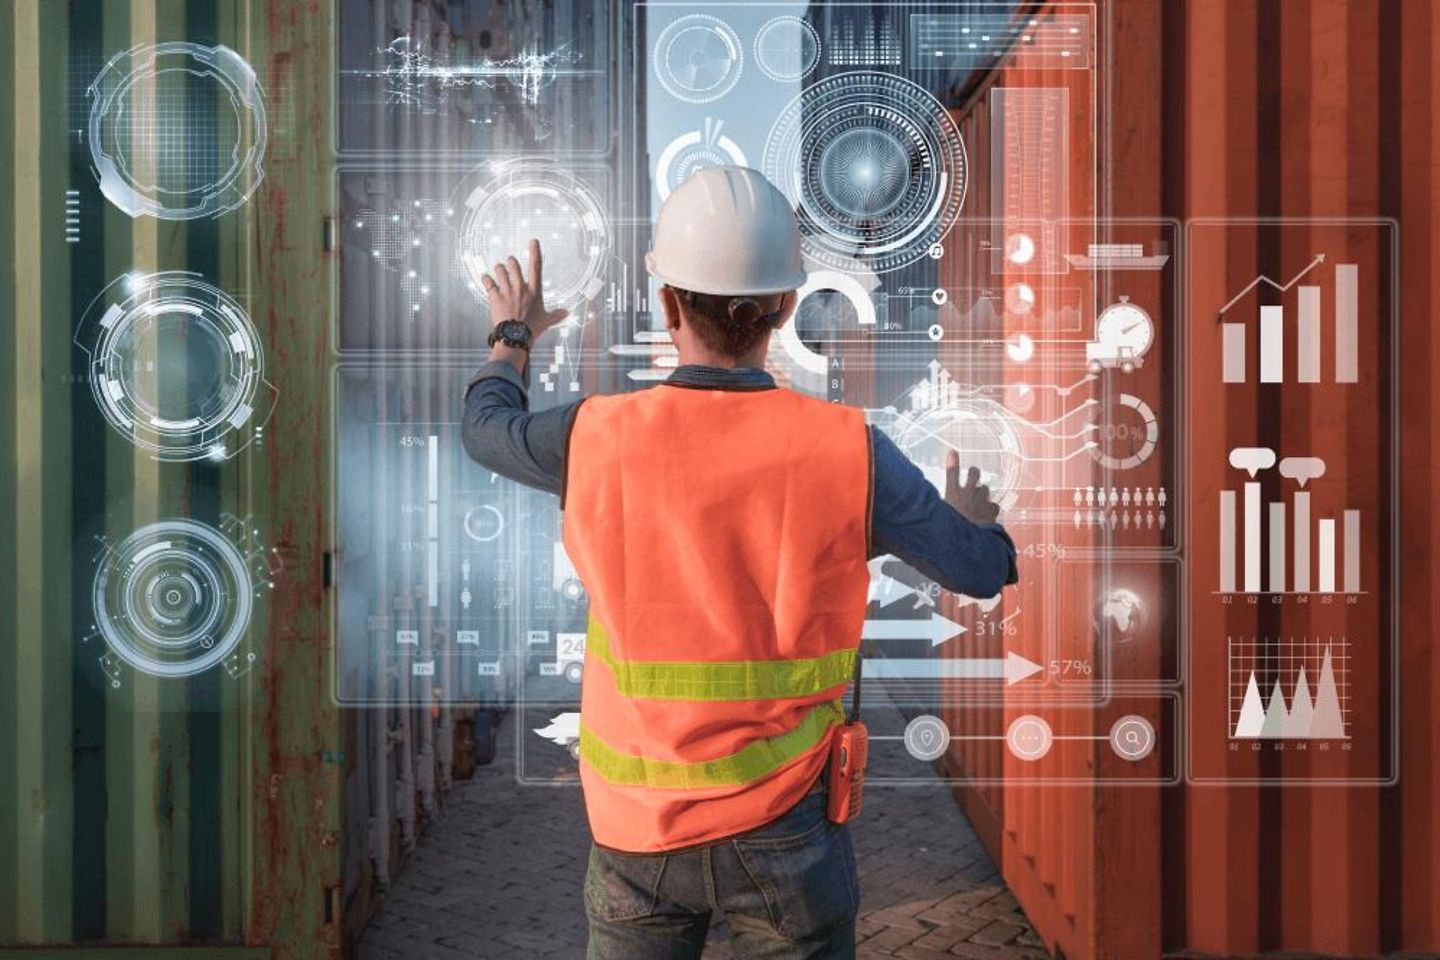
[1096,588,1145,644]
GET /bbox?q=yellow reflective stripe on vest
[579,700,844,789]
[586,617,856,701]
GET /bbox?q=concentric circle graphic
[763,72,967,273]
[903,714,951,761]
[76,271,275,462]
[653,14,744,103]
[754,16,821,82]
[818,127,912,218]
[91,520,255,678]
[1089,393,1159,471]
[88,42,267,219]
[456,160,610,311]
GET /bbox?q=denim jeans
[584,791,860,959]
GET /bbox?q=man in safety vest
[463,166,1018,959]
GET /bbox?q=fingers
[546,307,570,326]
[506,255,525,292]
[964,466,981,490]
[492,261,511,296]
[480,273,499,294]
[972,480,997,523]
[943,451,960,503]
[528,238,543,293]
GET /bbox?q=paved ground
[358,689,1047,959]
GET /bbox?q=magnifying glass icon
[1109,715,1156,761]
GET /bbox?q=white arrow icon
[867,557,937,610]
[878,575,936,610]
[862,651,1043,685]
[1002,650,1045,685]
[862,612,966,647]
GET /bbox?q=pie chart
[1005,232,1036,265]
[1006,333,1035,363]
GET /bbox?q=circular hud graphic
[894,399,1025,509]
[1089,393,1159,471]
[655,122,748,199]
[653,14,744,104]
[88,42,267,219]
[463,505,505,543]
[457,160,610,311]
[77,271,274,462]
[763,72,967,273]
[91,520,255,678]
[754,16,821,82]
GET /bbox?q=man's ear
[657,285,682,332]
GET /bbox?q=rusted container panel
[931,20,1159,955]
[942,3,1437,959]
[5,3,1437,960]
[1,0,351,956]
[1,0,266,947]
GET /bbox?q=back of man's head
[668,288,789,356]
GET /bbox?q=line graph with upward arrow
[1216,254,1325,318]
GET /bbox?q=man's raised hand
[479,238,570,338]
[944,450,1001,525]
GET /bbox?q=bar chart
[1217,448,1362,595]
[1218,255,1359,385]
[1228,636,1350,740]
[1187,219,1396,782]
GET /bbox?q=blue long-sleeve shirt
[461,362,1018,599]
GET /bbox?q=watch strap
[488,320,533,352]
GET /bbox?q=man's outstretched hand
[944,450,1001,525]
[479,238,570,341]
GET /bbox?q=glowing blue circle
[818,128,911,219]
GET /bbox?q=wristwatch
[487,319,533,352]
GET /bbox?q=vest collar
[664,364,776,392]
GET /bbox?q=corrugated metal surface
[935,21,1127,956]
[2,0,258,946]
[940,2,1439,958]
[0,0,349,955]
[1,0,568,954]
[6,3,1438,959]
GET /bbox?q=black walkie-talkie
[827,650,869,824]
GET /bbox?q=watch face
[497,320,532,344]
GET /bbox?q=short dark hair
[670,287,785,357]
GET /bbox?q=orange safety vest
[562,382,873,852]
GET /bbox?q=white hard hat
[646,166,806,296]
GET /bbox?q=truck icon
[1085,296,1154,374]
[539,631,586,684]
[534,712,581,760]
